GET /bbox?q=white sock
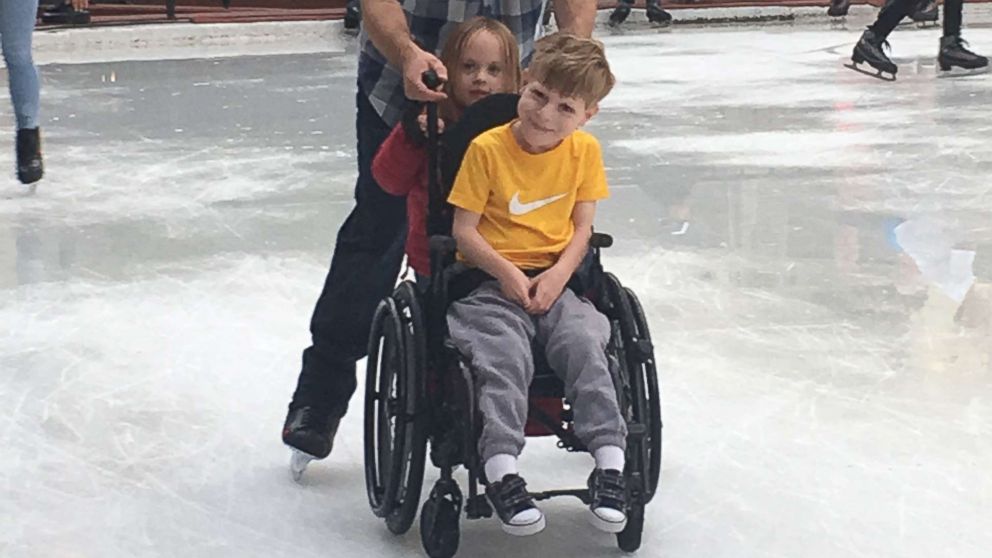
[593,445,625,472]
[485,453,518,483]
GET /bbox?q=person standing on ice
[846,0,987,80]
[2,0,51,184]
[280,0,597,477]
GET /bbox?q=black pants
[290,89,407,419]
[870,0,963,39]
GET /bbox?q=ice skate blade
[845,61,896,81]
[937,65,990,78]
[289,449,316,482]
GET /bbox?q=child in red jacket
[372,16,522,277]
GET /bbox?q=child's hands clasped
[498,268,533,309]
[527,267,569,315]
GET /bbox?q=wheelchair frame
[362,79,662,558]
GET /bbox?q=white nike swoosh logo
[508,192,568,216]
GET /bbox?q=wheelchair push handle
[421,70,443,91]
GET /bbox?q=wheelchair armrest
[429,235,458,258]
[590,232,613,249]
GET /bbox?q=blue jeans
[1,0,40,130]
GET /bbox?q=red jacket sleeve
[372,124,427,197]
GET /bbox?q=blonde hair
[438,17,522,121]
[527,33,615,106]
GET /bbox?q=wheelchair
[362,80,662,558]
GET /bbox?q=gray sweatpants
[446,281,627,462]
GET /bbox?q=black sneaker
[16,128,43,185]
[282,406,340,459]
[587,468,628,533]
[485,474,546,536]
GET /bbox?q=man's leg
[284,89,406,459]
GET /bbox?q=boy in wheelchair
[446,33,628,536]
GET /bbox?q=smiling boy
[446,33,629,537]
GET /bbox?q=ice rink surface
[1,23,990,558]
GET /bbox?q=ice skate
[282,406,341,480]
[846,28,897,81]
[16,128,43,185]
[937,35,990,77]
[343,1,361,32]
[827,0,850,17]
[910,0,938,28]
[646,2,673,27]
[608,3,631,28]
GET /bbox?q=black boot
[343,0,361,31]
[938,35,989,73]
[282,406,341,459]
[850,28,897,80]
[646,1,673,25]
[827,0,851,17]
[608,3,631,27]
[16,128,43,185]
[40,2,92,25]
[910,0,938,24]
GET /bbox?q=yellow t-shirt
[447,122,609,270]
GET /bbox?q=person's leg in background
[0,0,44,184]
[283,89,406,462]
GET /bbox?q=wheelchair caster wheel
[420,484,461,558]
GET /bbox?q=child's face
[450,30,512,109]
[515,78,598,152]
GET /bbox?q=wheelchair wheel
[617,502,645,552]
[624,287,662,503]
[363,282,429,535]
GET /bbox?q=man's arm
[361,0,448,101]
[550,0,597,37]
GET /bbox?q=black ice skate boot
[848,28,897,81]
[343,0,361,31]
[910,0,938,27]
[283,406,341,481]
[938,35,989,76]
[827,0,850,17]
[608,2,632,27]
[646,1,673,26]
[16,128,43,185]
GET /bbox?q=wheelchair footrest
[465,494,493,519]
